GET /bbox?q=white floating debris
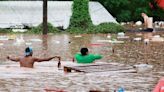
[107,35,111,38]
[30,39,42,42]
[135,21,142,26]
[54,40,60,44]
[153,35,160,38]
[97,40,124,43]
[117,32,129,39]
[133,37,142,41]
[12,29,27,32]
[139,28,142,30]
[0,36,8,41]
[120,22,126,25]
[151,35,164,42]
[117,32,125,37]
[25,42,32,46]
[74,35,82,38]
[107,34,111,39]
[134,64,153,73]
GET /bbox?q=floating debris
[74,35,82,38]
[133,37,142,41]
[133,64,153,73]
[117,32,129,39]
[117,32,125,37]
[120,22,126,25]
[107,34,111,39]
[54,40,60,44]
[0,36,8,41]
[135,21,142,26]
[25,42,32,46]
[151,35,164,42]
[30,39,42,42]
[139,27,143,30]
[97,40,124,44]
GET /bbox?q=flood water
[0,32,164,92]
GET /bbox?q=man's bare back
[7,47,60,68]
[20,56,35,68]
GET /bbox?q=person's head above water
[25,47,33,56]
[141,13,147,17]
[80,48,89,56]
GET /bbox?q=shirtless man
[7,47,61,68]
[141,13,154,39]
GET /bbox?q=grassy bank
[0,23,125,34]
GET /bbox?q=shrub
[67,22,125,34]
[88,23,125,33]
[69,0,92,29]
[27,23,60,34]
[97,0,164,22]
[0,28,12,33]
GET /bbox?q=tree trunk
[43,0,48,34]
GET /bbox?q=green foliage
[0,28,12,33]
[67,23,125,34]
[116,10,131,22]
[27,23,60,34]
[97,0,164,22]
[70,0,92,29]
[88,23,125,33]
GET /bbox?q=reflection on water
[0,32,164,91]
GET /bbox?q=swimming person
[74,48,102,64]
[7,47,61,68]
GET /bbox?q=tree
[69,0,92,29]
[43,0,48,34]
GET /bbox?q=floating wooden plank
[64,63,137,73]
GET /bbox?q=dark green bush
[97,0,164,22]
[88,23,125,33]
[70,0,92,29]
[27,23,60,34]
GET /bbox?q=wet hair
[80,48,88,56]
[25,47,33,56]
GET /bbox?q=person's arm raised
[7,56,20,62]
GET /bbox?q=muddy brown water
[0,32,164,92]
